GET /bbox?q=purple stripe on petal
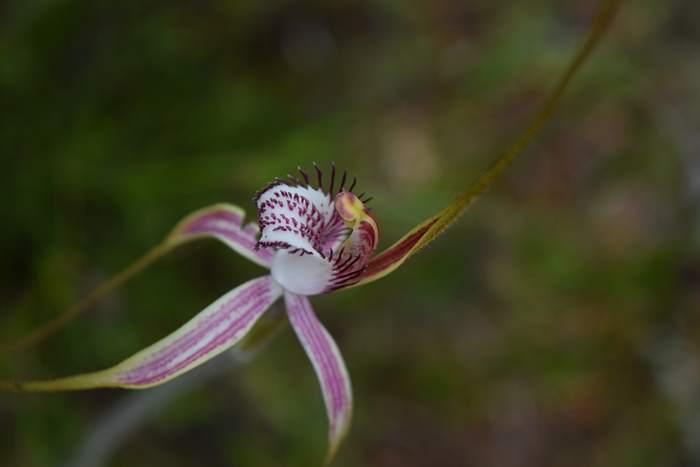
[113,276,281,387]
[117,277,279,386]
[170,204,273,268]
[284,292,352,461]
[6,276,282,393]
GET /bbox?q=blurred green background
[1,0,699,466]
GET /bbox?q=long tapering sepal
[353,0,621,288]
[1,276,282,392]
[284,292,352,464]
[1,203,271,357]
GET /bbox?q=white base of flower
[271,250,332,296]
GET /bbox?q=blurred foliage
[1,0,700,466]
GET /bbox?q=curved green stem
[357,0,622,286]
[432,0,622,231]
[0,241,175,358]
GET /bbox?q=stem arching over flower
[1,1,621,463]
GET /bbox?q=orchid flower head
[256,164,378,295]
[0,2,621,464]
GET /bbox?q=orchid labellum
[0,1,619,464]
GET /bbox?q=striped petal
[353,0,621,288]
[284,292,352,463]
[168,203,273,268]
[3,276,282,391]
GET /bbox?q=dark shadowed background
[1,0,699,466]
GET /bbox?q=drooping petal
[0,203,270,357]
[284,292,352,463]
[168,203,273,268]
[353,0,621,288]
[1,276,282,392]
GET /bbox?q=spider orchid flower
[2,165,390,460]
[1,1,620,463]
